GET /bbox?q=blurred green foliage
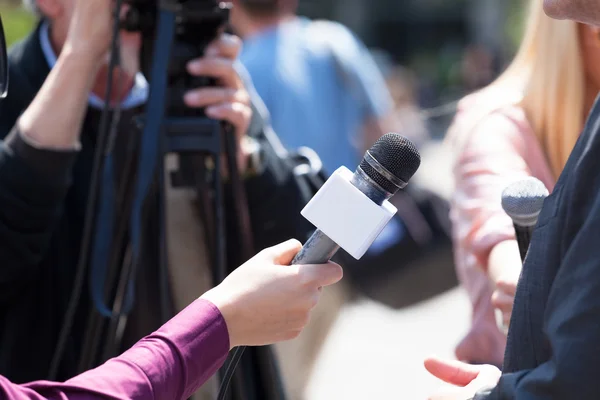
[506,0,527,52]
[1,4,35,47]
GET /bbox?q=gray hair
[22,0,43,18]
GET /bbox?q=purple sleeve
[0,298,230,400]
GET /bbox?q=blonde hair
[449,0,585,179]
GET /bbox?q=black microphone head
[501,177,549,227]
[358,133,421,195]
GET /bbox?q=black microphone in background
[501,177,549,263]
[291,133,422,265]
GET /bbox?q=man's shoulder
[304,19,356,45]
[555,96,600,220]
[584,96,600,142]
[565,96,600,175]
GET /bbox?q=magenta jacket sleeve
[0,298,230,400]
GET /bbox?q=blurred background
[0,0,525,121]
[0,0,526,398]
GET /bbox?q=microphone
[292,133,421,265]
[501,177,549,263]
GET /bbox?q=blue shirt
[239,17,393,175]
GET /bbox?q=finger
[205,33,242,60]
[496,279,518,296]
[298,262,343,288]
[494,309,509,335]
[184,87,246,108]
[263,239,303,265]
[491,291,514,312]
[423,357,481,387]
[186,58,241,88]
[503,312,512,328]
[205,103,252,132]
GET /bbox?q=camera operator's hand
[184,34,253,172]
[18,0,114,148]
[201,239,343,349]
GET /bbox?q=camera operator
[0,0,315,387]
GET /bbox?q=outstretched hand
[424,357,501,400]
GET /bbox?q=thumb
[264,239,303,265]
[300,262,344,287]
[424,357,482,387]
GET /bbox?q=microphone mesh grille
[501,177,549,227]
[359,133,421,194]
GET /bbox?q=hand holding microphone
[494,177,549,332]
[201,239,343,349]
[292,132,421,265]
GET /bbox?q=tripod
[54,1,289,399]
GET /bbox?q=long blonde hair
[449,0,585,179]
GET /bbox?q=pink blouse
[449,95,555,366]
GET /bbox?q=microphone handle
[291,230,340,265]
[514,224,534,263]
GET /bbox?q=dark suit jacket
[485,97,600,398]
[0,22,314,385]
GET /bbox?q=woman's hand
[492,273,519,331]
[487,240,522,332]
[201,240,344,348]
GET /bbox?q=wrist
[488,240,521,283]
[201,288,240,350]
[60,43,104,75]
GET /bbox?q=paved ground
[306,287,470,399]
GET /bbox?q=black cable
[48,0,124,380]
[214,123,256,400]
[217,346,246,400]
[81,69,133,369]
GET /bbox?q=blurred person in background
[460,44,496,92]
[229,0,395,176]
[0,0,316,395]
[445,0,600,368]
[385,65,429,149]
[229,1,395,397]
